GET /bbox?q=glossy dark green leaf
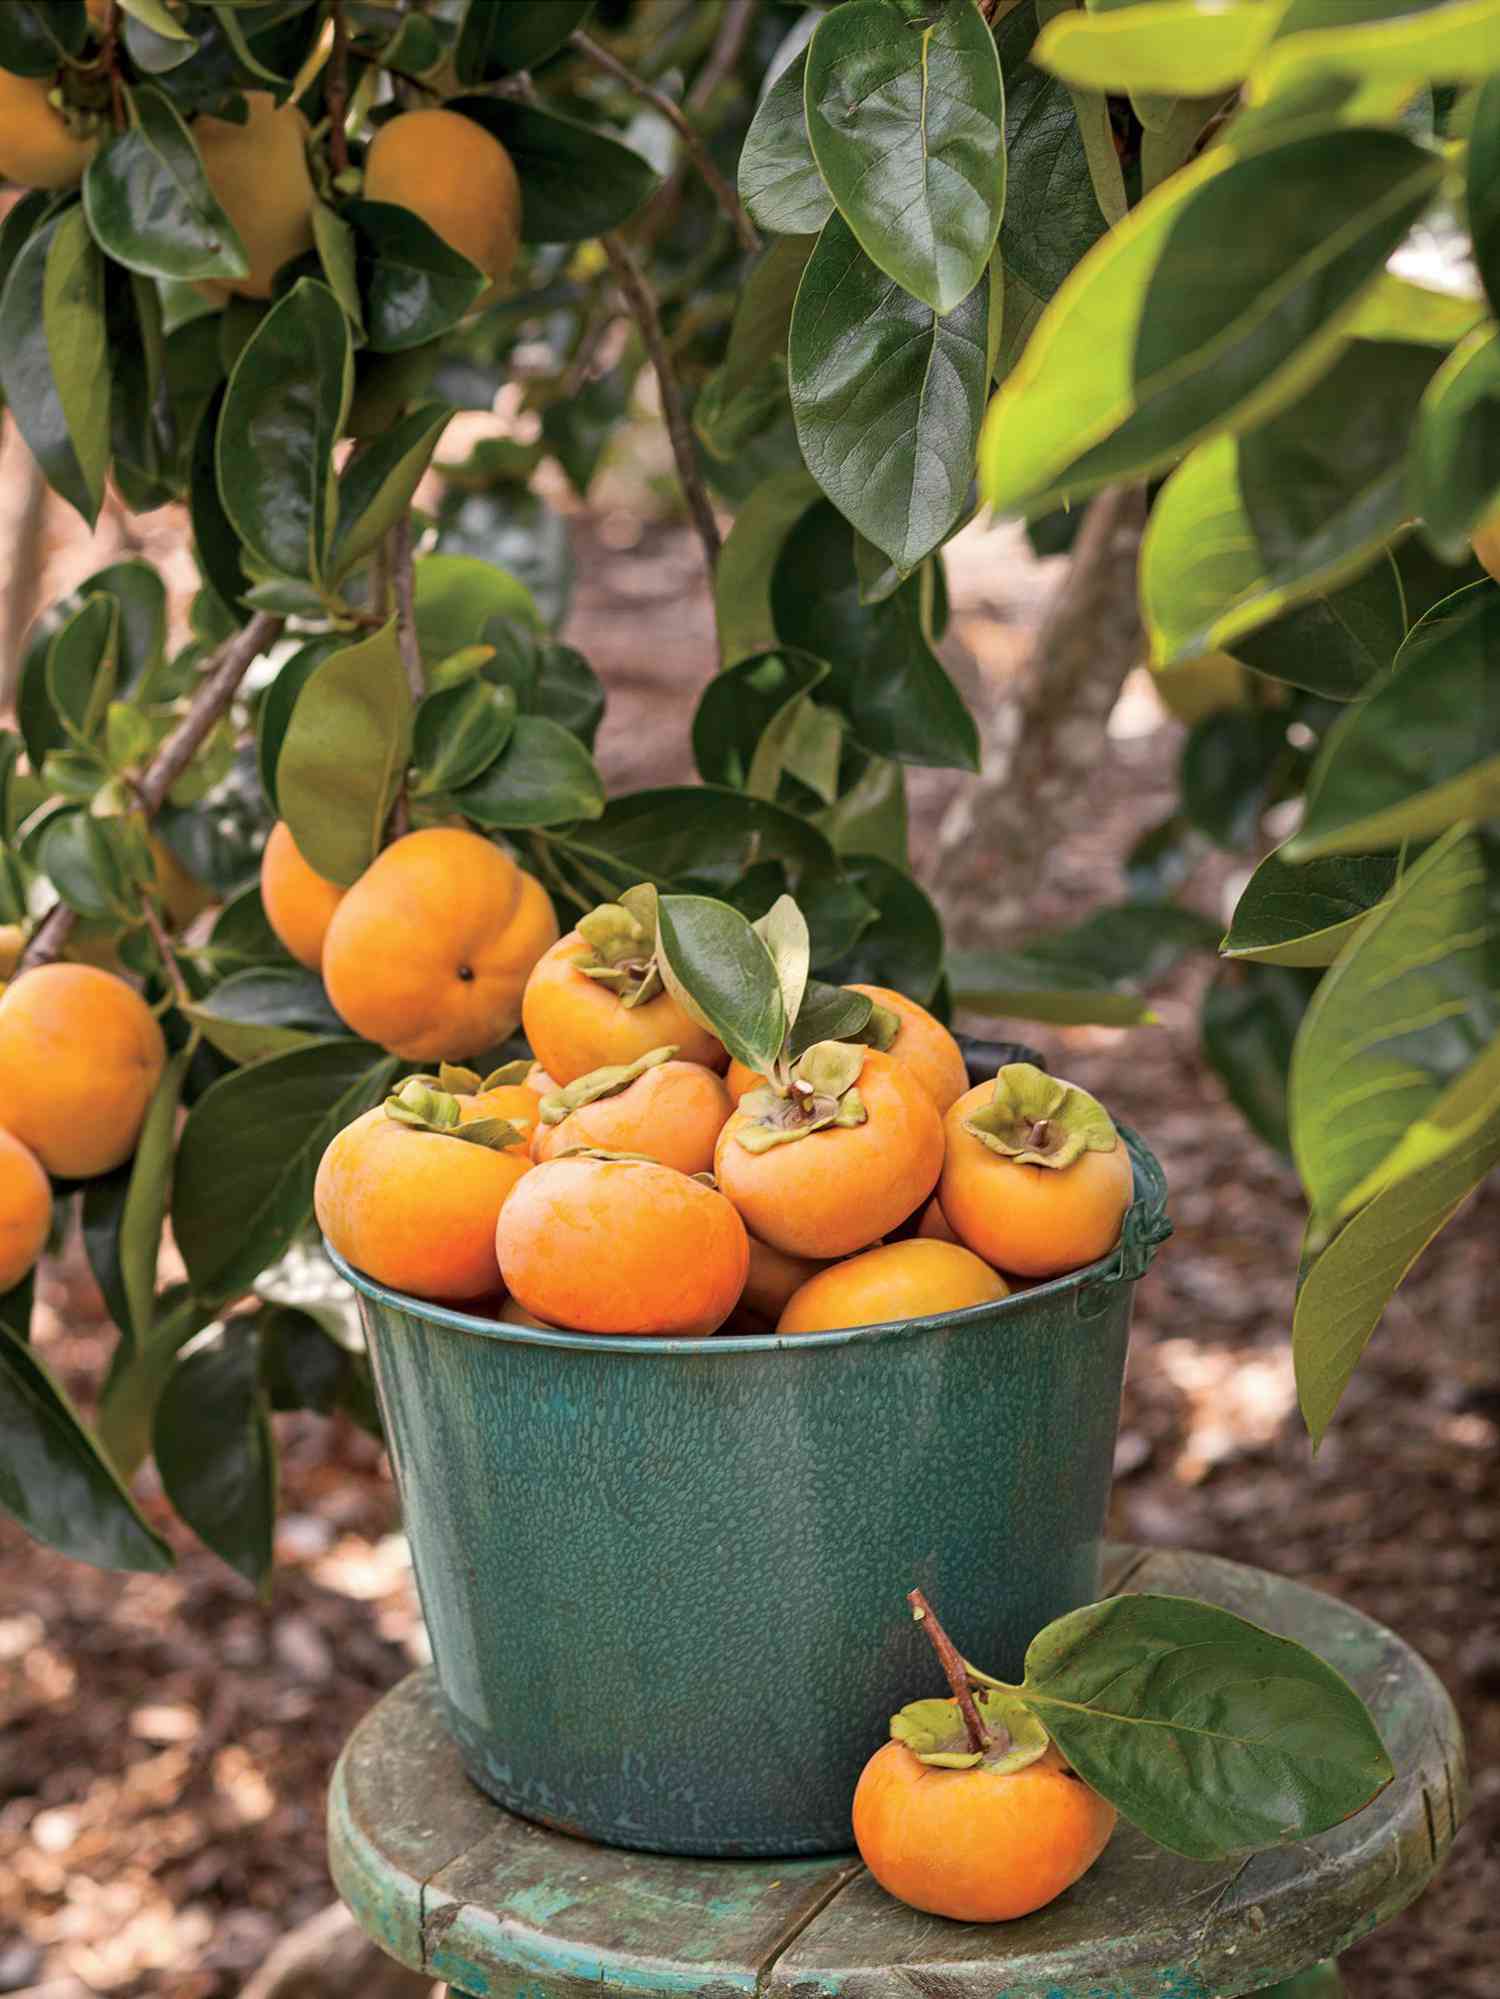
[815,754,910,869]
[413,550,542,659]
[1290,827,1497,1227]
[275,622,414,886]
[551,786,836,902]
[84,85,250,282]
[453,714,603,828]
[0,0,86,71]
[116,1046,191,1345]
[97,1288,216,1483]
[1143,341,1443,666]
[456,0,592,81]
[447,98,658,243]
[815,854,944,1002]
[1228,554,1407,702]
[1289,584,1500,858]
[1412,325,1500,559]
[258,1303,354,1415]
[1223,850,1399,967]
[255,634,341,813]
[330,400,452,578]
[343,199,487,354]
[475,629,603,745]
[46,594,118,748]
[1201,962,1315,1157]
[37,811,135,920]
[1180,708,1290,849]
[0,1323,173,1573]
[951,900,1218,1026]
[200,881,288,975]
[805,0,1006,314]
[790,214,991,572]
[190,386,250,611]
[1471,73,1500,319]
[173,1038,399,1303]
[0,212,103,525]
[716,466,822,666]
[216,278,351,583]
[696,235,815,461]
[155,1324,275,1590]
[183,966,348,1066]
[82,1169,136,1346]
[995,2,1110,312]
[1035,0,1275,95]
[771,501,979,771]
[411,679,518,795]
[1019,1592,1393,1861]
[693,649,830,793]
[982,129,1443,517]
[740,50,833,236]
[657,894,786,1074]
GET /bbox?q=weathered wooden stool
[328,1547,1467,1999]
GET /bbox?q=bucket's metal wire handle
[1075,1122,1172,1319]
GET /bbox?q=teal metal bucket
[335,1051,1169,1859]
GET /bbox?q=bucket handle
[1075,1121,1172,1320]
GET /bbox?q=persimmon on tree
[0,0,1495,1583]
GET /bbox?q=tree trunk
[934,486,1147,949]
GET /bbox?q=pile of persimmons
[292,825,1136,1338]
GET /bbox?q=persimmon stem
[908,1589,989,1755]
[327,0,351,175]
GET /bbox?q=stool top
[328,1547,1466,1999]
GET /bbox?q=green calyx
[550,1145,659,1166]
[384,1079,527,1153]
[733,1039,868,1153]
[861,1000,901,1052]
[575,884,664,1009]
[891,1690,1050,1772]
[963,1062,1118,1170]
[540,1045,677,1125]
[412,1058,533,1097]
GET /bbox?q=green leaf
[343,199,487,354]
[413,551,542,661]
[805,0,1006,315]
[1201,962,1314,1156]
[1412,324,1500,559]
[118,1046,191,1345]
[1036,0,1278,95]
[996,3,1112,319]
[754,894,812,1033]
[1018,1592,1393,1861]
[0,1,88,74]
[1295,1046,1500,1441]
[452,714,604,828]
[551,786,837,903]
[216,278,352,583]
[945,954,1155,1026]
[1470,72,1500,319]
[980,129,1443,518]
[411,679,517,796]
[447,98,658,243]
[0,1323,173,1573]
[275,621,414,887]
[1288,585,1500,858]
[740,50,834,236]
[435,481,575,632]
[84,85,250,283]
[42,207,112,527]
[771,502,979,771]
[330,400,452,579]
[694,649,830,793]
[173,1038,399,1303]
[38,812,136,920]
[1180,707,1289,849]
[814,754,910,868]
[696,235,816,461]
[183,966,348,1065]
[1290,826,1497,1228]
[456,0,593,81]
[256,635,341,814]
[82,1169,137,1346]
[715,468,822,665]
[98,1288,217,1484]
[46,594,119,749]
[815,853,944,1002]
[949,903,1216,1026]
[1228,554,1407,702]
[1142,341,1443,667]
[657,894,786,1074]
[155,1324,276,1591]
[1257,0,1500,100]
[1348,271,1486,348]
[311,202,365,336]
[1223,849,1399,967]
[0,214,98,525]
[790,214,991,572]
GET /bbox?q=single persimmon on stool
[327,1548,1467,1999]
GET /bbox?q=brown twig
[908,1589,990,1756]
[326,0,351,175]
[601,232,722,581]
[18,610,285,973]
[389,517,424,705]
[140,899,190,1007]
[687,0,758,116]
[572,31,759,254]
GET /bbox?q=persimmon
[0,70,101,189]
[522,893,725,1085]
[853,1590,1115,1923]
[532,1047,731,1175]
[0,927,25,982]
[193,92,316,299]
[714,1045,943,1259]
[322,828,558,1062]
[0,964,166,1180]
[941,1065,1133,1279]
[778,1239,1006,1335]
[738,1234,828,1329]
[916,1196,958,1244]
[260,820,345,971]
[0,1129,52,1293]
[1474,506,1500,584]
[847,984,968,1113]
[496,1153,748,1337]
[316,1080,530,1302]
[364,109,521,308]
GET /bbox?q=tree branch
[326,0,351,175]
[602,232,722,582]
[572,31,759,253]
[389,517,424,705]
[688,0,758,116]
[18,610,285,973]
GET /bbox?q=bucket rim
[326,1123,1167,1357]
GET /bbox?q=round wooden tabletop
[328,1546,1466,1999]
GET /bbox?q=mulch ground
[1,521,1494,1998]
